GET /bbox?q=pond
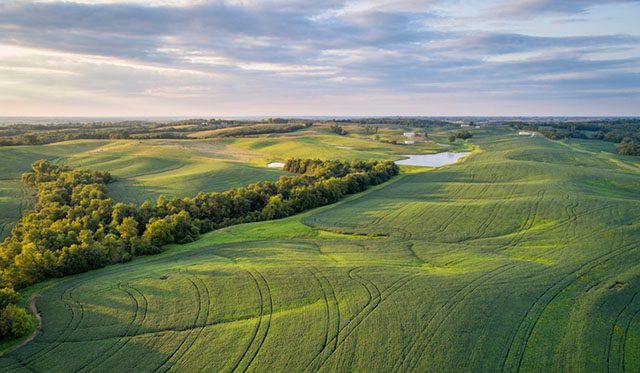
[395,152,471,167]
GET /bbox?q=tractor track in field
[472,184,518,240]
[228,268,272,373]
[303,267,377,371]
[561,197,578,242]
[76,282,148,373]
[369,201,416,228]
[430,176,476,234]
[434,178,492,237]
[20,282,87,365]
[160,272,211,371]
[545,202,615,241]
[607,289,640,372]
[500,238,637,373]
[306,268,417,372]
[305,266,338,355]
[156,270,211,372]
[394,263,517,372]
[497,190,545,252]
[622,304,640,371]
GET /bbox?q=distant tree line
[0,158,399,338]
[212,123,311,138]
[336,118,452,127]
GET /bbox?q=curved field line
[158,272,211,371]
[303,267,371,372]
[497,190,545,252]
[155,271,209,372]
[394,263,516,372]
[430,176,476,234]
[308,269,417,372]
[473,184,518,240]
[314,267,381,372]
[314,266,341,358]
[607,290,640,372]
[19,281,86,365]
[78,283,148,373]
[241,269,272,372]
[305,267,332,351]
[500,240,637,373]
[436,179,492,236]
[622,303,640,371]
[334,273,418,373]
[227,268,272,373]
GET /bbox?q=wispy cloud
[0,0,638,116]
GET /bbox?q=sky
[0,0,639,117]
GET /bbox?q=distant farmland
[1,126,639,371]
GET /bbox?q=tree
[116,216,139,242]
[618,137,640,156]
[0,288,18,310]
[262,195,291,220]
[142,218,173,249]
[448,135,456,143]
[0,304,32,338]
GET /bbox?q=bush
[0,304,33,338]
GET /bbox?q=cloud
[0,0,638,115]
[487,0,640,18]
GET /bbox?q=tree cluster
[329,124,347,135]
[456,131,473,140]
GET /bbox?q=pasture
[1,127,639,371]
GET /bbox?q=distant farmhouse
[518,131,534,136]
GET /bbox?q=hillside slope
[1,132,639,372]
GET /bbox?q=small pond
[395,152,471,167]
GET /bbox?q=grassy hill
[0,131,444,240]
[1,128,639,371]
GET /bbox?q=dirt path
[5,294,41,355]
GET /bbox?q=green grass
[0,133,443,239]
[0,127,639,371]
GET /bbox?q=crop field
[1,127,639,371]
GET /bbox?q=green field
[0,132,444,240]
[1,127,639,371]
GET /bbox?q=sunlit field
[2,127,638,371]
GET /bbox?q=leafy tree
[142,219,174,249]
[618,137,640,156]
[0,304,32,338]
